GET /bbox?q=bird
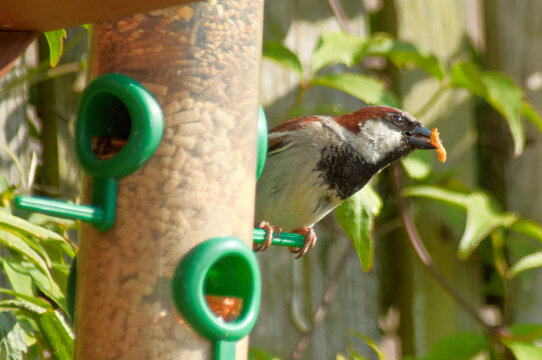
[255,105,437,258]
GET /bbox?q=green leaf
[346,331,385,360]
[450,63,527,155]
[336,185,382,272]
[403,186,518,259]
[0,288,53,310]
[366,34,444,80]
[521,101,542,133]
[0,212,65,242]
[0,311,27,360]
[0,299,47,316]
[2,259,35,296]
[402,152,432,180]
[44,30,67,68]
[508,324,542,340]
[402,185,469,207]
[502,339,542,360]
[460,193,518,258]
[262,42,303,78]
[311,72,399,107]
[0,229,52,280]
[482,72,525,156]
[418,332,488,360]
[249,347,283,360]
[311,32,368,74]
[510,218,542,243]
[23,264,67,314]
[450,61,488,98]
[39,311,74,360]
[508,252,542,278]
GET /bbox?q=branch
[326,0,352,33]
[390,164,493,330]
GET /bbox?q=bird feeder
[75,2,264,359]
[15,1,265,360]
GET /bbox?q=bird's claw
[254,221,281,252]
[289,227,317,259]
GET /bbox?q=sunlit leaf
[0,212,64,242]
[510,218,542,243]
[346,331,385,360]
[39,311,74,360]
[450,61,488,98]
[416,332,488,360]
[262,42,303,78]
[311,72,399,107]
[0,288,52,310]
[521,101,542,133]
[482,72,525,156]
[23,264,67,314]
[311,32,368,74]
[508,252,542,278]
[44,30,67,68]
[2,259,35,296]
[0,229,51,281]
[366,34,444,80]
[0,311,27,360]
[336,185,382,272]
[502,338,542,360]
[403,186,518,259]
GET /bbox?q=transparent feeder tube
[74,2,263,359]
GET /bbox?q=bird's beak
[406,125,436,150]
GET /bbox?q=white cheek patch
[352,120,403,164]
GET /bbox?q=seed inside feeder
[91,136,128,160]
[205,295,243,322]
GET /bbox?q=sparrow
[255,105,436,258]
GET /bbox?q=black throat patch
[315,144,405,199]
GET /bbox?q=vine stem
[290,245,352,359]
[390,164,493,330]
[326,0,352,33]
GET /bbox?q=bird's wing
[267,116,319,156]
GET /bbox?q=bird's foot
[289,227,317,259]
[254,221,281,252]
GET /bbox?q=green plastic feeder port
[15,73,164,231]
[172,237,261,360]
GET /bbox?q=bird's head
[335,106,435,165]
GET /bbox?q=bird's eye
[392,114,405,126]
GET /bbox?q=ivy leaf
[262,42,303,79]
[366,33,444,80]
[482,72,525,156]
[521,101,542,134]
[403,186,518,259]
[450,62,525,156]
[450,61,488,98]
[416,332,488,360]
[311,72,399,107]
[502,339,542,360]
[44,30,67,68]
[336,184,382,272]
[510,218,542,243]
[311,32,368,74]
[508,252,542,278]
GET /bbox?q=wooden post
[74,2,263,359]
